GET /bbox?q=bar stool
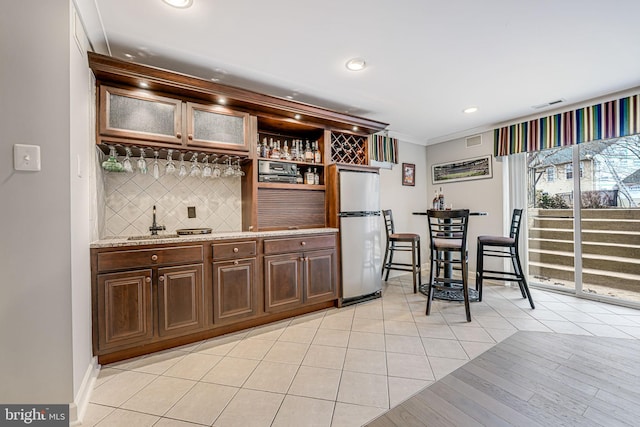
[382,210,421,293]
[426,209,471,322]
[476,208,535,309]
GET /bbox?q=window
[546,167,555,182]
[566,164,573,179]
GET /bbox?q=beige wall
[70,2,96,409]
[378,140,429,277]
[0,0,74,403]
[425,130,506,272]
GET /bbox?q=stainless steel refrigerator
[336,168,383,304]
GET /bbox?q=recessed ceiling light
[345,58,366,71]
[162,0,193,8]
[139,82,149,88]
[218,97,227,105]
[352,126,359,131]
[463,106,478,114]
[124,53,134,59]
[294,114,301,120]
[210,78,220,82]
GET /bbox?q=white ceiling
[78,0,640,145]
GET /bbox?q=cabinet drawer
[264,234,336,255]
[97,245,204,271]
[212,241,257,260]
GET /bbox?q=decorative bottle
[313,141,322,163]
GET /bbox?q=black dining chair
[476,208,535,309]
[425,209,471,322]
[382,210,422,293]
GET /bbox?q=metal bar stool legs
[476,209,535,309]
[382,210,422,293]
[425,209,471,322]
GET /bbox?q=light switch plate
[14,144,41,171]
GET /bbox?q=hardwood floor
[367,331,640,426]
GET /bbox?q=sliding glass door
[526,135,640,306]
[579,136,640,303]
[526,146,576,293]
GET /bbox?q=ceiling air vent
[466,134,482,148]
[532,99,565,110]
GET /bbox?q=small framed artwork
[402,163,415,186]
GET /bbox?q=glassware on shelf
[189,153,201,177]
[137,148,148,174]
[101,145,124,172]
[122,147,133,173]
[223,157,235,177]
[178,152,187,177]
[202,154,212,178]
[165,149,176,175]
[211,155,221,178]
[152,151,161,179]
[234,158,245,177]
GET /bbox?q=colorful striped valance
[370,134,399,163]
[494,94,640,156]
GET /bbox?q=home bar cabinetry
[88,53,388,363]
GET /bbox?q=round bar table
[412,210,487,301]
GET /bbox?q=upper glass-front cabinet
[100,86,183,145]
[186,102,249,151]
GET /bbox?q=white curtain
[505,152,528,274]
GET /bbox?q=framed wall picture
[402,163,415,186]
[432,155,492,184]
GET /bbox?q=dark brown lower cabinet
[97,269,153,350]
[264,253,304,313]
[213,258,257,323]
[92,233,338,363]
[265,248,337,313]
[157,264,204,337]
[304,249,337,304]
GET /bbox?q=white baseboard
[69,357,100,426]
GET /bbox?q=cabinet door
[97,269,153,351]
[157,264,204,337]
[100,85,183,145]
[304,249,338,304]
[212,258,257,324]
[186,102,249,151]
[264,253,303,313]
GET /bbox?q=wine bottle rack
[330,132,367,165]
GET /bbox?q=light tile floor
[82,276,640,426]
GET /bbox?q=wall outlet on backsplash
[96,152,242,238]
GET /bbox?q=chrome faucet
[149,205,166,235]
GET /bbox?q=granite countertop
[90,228,339,249]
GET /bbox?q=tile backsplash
[97,152,241,238]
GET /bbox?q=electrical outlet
[188,206,196,218]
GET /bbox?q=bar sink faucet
[149,205,166,235]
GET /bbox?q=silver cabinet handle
[151,254,158,261]
[145,277,151,283]
[159,276,165,282]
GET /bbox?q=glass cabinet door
[186,102,249,151]
[100,86,183,145]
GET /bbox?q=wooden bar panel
[257,188,325,230]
